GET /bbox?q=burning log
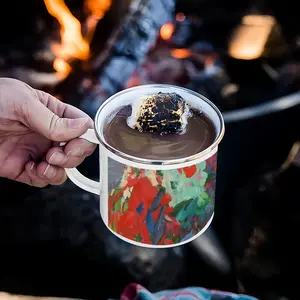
[93,0,175,92]
[78,0,176,116]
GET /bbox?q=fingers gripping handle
[60,129,100,195]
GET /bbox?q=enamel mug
[64,84,225,248]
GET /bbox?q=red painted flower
[161,193,172,206]
[178,165,197,178]
[115,210,151,243]
[183,165,197,178]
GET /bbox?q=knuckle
[48,115,66,141]
[48,114,60,140]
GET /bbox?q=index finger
[35,89,94,126]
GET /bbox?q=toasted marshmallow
[127,92,191,134]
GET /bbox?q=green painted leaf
[170,181,178,190]
[197,198,204,207]
[134,168,140,177]
[200,191,209,200]
[176,207,189,223]
[157,170,163,176]
[114,187,121,195]
[170,199,192,217]
[176,198,197,223]
[135,234,142,242]
[114,199,122,211]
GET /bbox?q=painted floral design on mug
[108,152,217,246]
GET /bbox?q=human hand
[0,78,96,187]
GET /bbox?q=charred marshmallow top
[127,92,191,135]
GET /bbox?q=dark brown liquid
[103,106,216,160]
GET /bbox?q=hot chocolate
[103,104,216,160]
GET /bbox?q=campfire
[0,0,298,114]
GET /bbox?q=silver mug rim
[94,84,225,166]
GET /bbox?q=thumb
[27,94,91,142]
[44,114,90,142]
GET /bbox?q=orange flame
[84,0,112,43]
[44,0,111,79]
[85,0,111,19]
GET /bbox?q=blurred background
[0,0,297,299]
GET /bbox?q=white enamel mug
[64,84,225,248]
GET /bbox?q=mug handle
[60,129,100,195]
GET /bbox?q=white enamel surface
[99,144,108,225]
[64,129,101,195]
[104,144,218,170]
[65,168,100,195]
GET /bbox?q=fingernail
[69,117,89,129]
[30,162,35,170]
[43,164,56,179]
[67,148,84,157]
[49,152,66,164]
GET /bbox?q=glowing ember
[160,23,175,41]
[176,13,186,22]
[170,48,191,59]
